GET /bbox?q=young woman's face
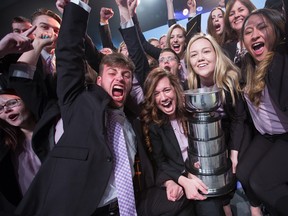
[189,38,216,84]
[228,1,250,34]
[0,94,31,128]
[211,9,225,35]
[169,27,186,58]
[154,77,177,118]
[243,14,275,65]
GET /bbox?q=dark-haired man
[15,1,154,215]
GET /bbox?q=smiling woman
[140,67,226,215]
[186,32,248,215]
[237,8,288,215]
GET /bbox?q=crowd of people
[0,0,287,215]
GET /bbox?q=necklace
[170,119,185,134]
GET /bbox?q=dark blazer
[133,15,162,61]
[221,91,247,151]
[265,0,288,118]
[149,122,185,184]
[119,25,150,88]
[222,41,237,62]
[15,3,154,216]
[98,23,117,51]
[0,143,22,208]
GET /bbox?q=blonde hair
[117,41,127,53]
[166,24,187,56]
[186,33,241,105]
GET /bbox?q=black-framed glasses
[0,99,22,114]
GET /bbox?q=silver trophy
[184,87,235,197]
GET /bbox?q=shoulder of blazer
[86,83,111,102]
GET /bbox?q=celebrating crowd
[0,0,287,215]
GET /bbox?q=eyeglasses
[158,56,178,63]
[0,99,22,114]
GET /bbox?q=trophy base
[185,160,236,197]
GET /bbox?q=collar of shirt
[41,49,54,61]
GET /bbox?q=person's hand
[127,0,138,16]
[187,0,196,15]
[0,26,36,57]
[178,174,208,200]
[56,0,70,14]
[100,47,113,55]
[115,0,130,24]
[100,7,114,24]
[115,0,128,8]
[32,31,56,51]
[17,27,56,65]
[164,180,184,201]
[230,150,238,174]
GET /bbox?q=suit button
[106,157,112,162]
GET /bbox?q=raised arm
[187,0,197,18]
[166,0,177,27]
[55,0,90,107]
[128,0,161,60]
[0,28,34,58]
[57,0,103,74]
[8,28,52,121]
[116,0,150,86]
[98,7,117,51]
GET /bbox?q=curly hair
[140,67,187,152]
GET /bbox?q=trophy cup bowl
[184,87,222,112]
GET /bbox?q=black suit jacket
[98,23,117,51]
[149,122,185,185]
[15,3,154,216]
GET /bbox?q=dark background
[0,0,223,49]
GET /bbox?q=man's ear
[96,76,101,86]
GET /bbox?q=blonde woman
[186,33,248,216]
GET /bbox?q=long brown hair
[224,0,256,42]
[207,7,226,45]
[0,120,25,151]
[141,68,187,151]
[241,8,285,106]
